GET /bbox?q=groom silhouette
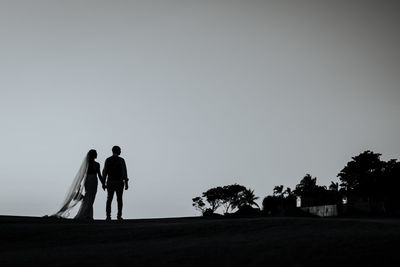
[103,146,129,220]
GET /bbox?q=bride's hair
[87,149,97,162]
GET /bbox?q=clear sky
[1,0,399,219]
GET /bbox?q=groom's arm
[97,168,106,190]
[102,159,109,189]
[122,159,129,190]
[96,162,105,190]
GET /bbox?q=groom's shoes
[117,216,123,221]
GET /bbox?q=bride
[53,149,104,220]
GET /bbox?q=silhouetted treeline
[262,175,341,216]
[262,150,400,216]
[192,184,260,216]
[193,150,400,217]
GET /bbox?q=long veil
[53,155,88,218]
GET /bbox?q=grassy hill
[0,215,399,266]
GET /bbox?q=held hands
[102,183,107,191]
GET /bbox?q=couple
[54,146,129,221]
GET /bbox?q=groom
[102,145,129,220]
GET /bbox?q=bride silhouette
[53,149,104,220]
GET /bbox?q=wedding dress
[53,155,89,218]
[74,172,98,220]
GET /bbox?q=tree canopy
[193,184,259,215]
[338,150,384,197]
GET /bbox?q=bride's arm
[97,163,106,190]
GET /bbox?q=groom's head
[112,145,121,155]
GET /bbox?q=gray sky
[1,0,399,219]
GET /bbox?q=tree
[221,184,247,214]
[262,195,280,215]
[294,174,317,197]
[192,197,206,214]
[381,159,400,214]
[273,185,284,197]
[262,185,295,216]
[202,186,225,213]
[337,150,384,198]
[192,184,255,215]
[293,174,335,206]
[329,182,339,192]
[238,188,259,209]
[283,187,293,198]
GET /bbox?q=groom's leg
[106,186,115,218]
[116,183,124,218]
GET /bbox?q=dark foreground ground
[1,215,399,266]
